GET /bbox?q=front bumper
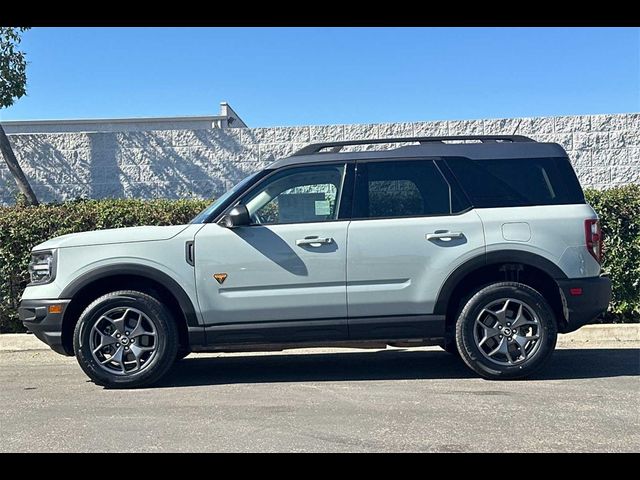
[557,275,612,333]
[19,299,72,355]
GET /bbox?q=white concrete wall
[1,113,638,205]
[1,116,224,134]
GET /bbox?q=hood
[33,225,190,250]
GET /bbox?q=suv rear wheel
[73,290,178,389]
[455,282,557,380]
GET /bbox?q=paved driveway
[1,344,638,452]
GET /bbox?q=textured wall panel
[1,113,637,205]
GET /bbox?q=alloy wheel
[473,298,543,366]
[89,307,158,375]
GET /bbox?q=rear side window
[353,160,453,218]
[446,157,584,208]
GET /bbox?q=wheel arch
[435,250,569,334]
[59,264,200,355]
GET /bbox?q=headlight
[28,250,56,285]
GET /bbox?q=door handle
[296,236,334,247]
[426,231,464,241]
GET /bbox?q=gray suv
[19,135,612,388]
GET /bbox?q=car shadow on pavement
[156,348,640,388]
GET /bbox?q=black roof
[268,135,568,169]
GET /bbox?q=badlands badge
[213,273,228,285]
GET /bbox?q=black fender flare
[433,250,568,316]
[60,263,200,328]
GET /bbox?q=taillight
[585,219,603,263]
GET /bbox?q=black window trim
[203,154,581,223]
[435,158,474,211]
[349,156,474,222]
[215,160,355,227]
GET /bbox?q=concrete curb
[0,324,638,352]
[556,324,639,344]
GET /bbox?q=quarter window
[446,157,585,208]
[353,160,452,218]
[241,165,345,225]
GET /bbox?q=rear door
[346,158,485,339]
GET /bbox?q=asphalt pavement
[1,343,638,452]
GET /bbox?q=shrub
[585,184,640,323]
[0,198,208,332]
[0,187,638,332]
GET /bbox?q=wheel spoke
[512,304,536,329]
[91,324,119,355]
[129,349,141,371]
[476,318,502,346]
[112,345,125,370]
[514,335,527,361]
[99,332,118,347]
[494,300,510,326]
[128,311,147,338]
[100,345,123,365]
[504,343,514,364]
[97,315,113,325]
[110,309,130,333]
[130,343,153,360]
[479,308,499,322]
[129,344,153,371]
[513,334,539,360]
[487,337,509,358]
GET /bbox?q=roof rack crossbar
[293,135,535,156]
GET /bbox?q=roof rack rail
[292,135,535,156]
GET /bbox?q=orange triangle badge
[213,273,228,285]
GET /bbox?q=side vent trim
[185,241,195,266]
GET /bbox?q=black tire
[73,290,179,389]
[455,282,557,380]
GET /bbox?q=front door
[194,163,350,344]
[346,158,485,339]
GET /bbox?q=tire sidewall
[456,283,558,379]
[74,292,177,388]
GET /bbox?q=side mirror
[222,205,250,228]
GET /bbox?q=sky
[1,27,638,127]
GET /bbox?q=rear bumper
[19,299,72,355]
[557,275,612,333]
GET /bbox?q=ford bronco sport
[19,135,612,388]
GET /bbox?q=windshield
[190,172,261,224]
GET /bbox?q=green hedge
[585,185,640,322]
[1,187,638,332]
[0,198,208,332]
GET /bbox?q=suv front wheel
[455,282,558,380]
[73,290,178,389]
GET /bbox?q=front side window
[241,164,345,225]
[353,160,452,219]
